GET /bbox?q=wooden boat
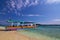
[6,19,36,30]
[6,25,36,31]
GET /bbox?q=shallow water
[17,26,60,40]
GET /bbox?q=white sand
[0,31,39,40]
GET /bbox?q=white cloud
[52,19,60,21]
[4,0,39,16]
[42,19,60,24]
[22,14,41,17]
[24,0,30,7]
[47,19,60,24]
[50,19,60,24]
[45,0,60,4]
[7,0,39,9]
[28,0,39,6]
[10,0,16,8]
[27,14,40,16]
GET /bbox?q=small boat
[6,24,36,31]
[0,26,6,31]
[5,19,36,31]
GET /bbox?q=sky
[0,0,60,24]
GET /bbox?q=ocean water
[17,26,60,40]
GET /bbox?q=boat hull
[6,26,35,30]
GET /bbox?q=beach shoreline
[0,31,60,40]
[0,31,39,40]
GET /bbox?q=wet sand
[0,31,39,40]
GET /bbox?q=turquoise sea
[17,26,60,40]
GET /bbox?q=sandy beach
[0,31,60,40]
[0,31,39,40]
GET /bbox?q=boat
[6,25,35,31]
[6,20,36,30]
[0,26,6,31]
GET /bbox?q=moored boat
[4,19,37,31]
[6,24,36,31]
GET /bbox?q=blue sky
[0,0,60,24]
